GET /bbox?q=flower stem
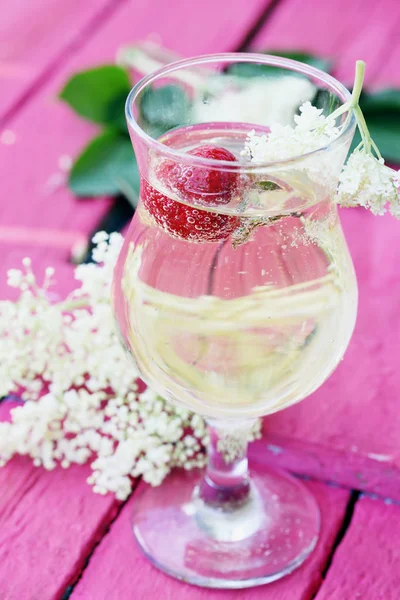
[371,139,383,161]
[330,60,383,160]
[354,105,371,153]
[329,60,365,123]
[350,60,365,108]
[349,61,383,159]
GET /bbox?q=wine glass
[112,53,357,588]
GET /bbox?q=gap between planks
[236,0,284,51]
[60,481,139,600]
[310,490,360,599]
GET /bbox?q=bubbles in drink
[113,125,358,418]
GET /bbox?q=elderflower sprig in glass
[242,60,400,218]
[113,53,358,588]
[335,61,400,215]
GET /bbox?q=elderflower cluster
[242,101,341,162]
[0,387,209,500]
[243,100,400,217]
[337,150,400,217]
[0,233,261,499]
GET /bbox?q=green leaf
[227,51,332,78]
[69,130,139,201]
[350,112,400,163]
[360,89,400,114]
[59,65,131,129]
[256,181,282,191]
[140,84,190,134]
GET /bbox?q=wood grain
[72,481,349,600]
[0,0,269,247]
[252,0,400,86]
[249,208,400,499]
[315,495,400,599]
[2,0,400,595]
[247,0,400,500]
[0,1,271,597]
[0,0,123,122]
[0,241,76,301]
[0,401,120,599]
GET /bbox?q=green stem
[371,139,383,161]
[329,61,366,123]
[350,61,384,158]
[329,103,350,122]
[354,105,371,152]
[354,105,382,159]
[350,60,365,108]
[329,60,383,160]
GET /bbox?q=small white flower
[92,231,109,244]
[293,101,326,131]
[6,269,23,288]
[336,150,400,217]
[242,101,341,164]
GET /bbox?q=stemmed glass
[112,54,357,588]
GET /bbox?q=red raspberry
[142,145,240,242]
[163,144,239,204]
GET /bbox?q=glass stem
[194,419,260,542]
[199,418,253,506]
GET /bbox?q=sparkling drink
[112,54,358,588]
[114,125,357,419]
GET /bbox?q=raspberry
[141,180,239,242]
[142,145,240,242]
[163,144,239,204]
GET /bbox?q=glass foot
[132,463,320,589]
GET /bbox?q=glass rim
[125,52,356,170]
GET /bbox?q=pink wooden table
[1,1,400,598]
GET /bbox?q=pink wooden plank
[0,1,271,595]
[0,245,120,600]
[0,0,123,122]
[315,495,400,599]
[0,402,42,528]
[252,0,400,87]
[0,0,269,246]
[0,241,77,304]
[244,0,400,500]
[72,480,349,600]
[0,403,120,600]
[249,208,400,500]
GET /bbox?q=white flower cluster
[243,101,400,217]
[0,233,261,499]
[242,101,341,162]
[337,150,400,217]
